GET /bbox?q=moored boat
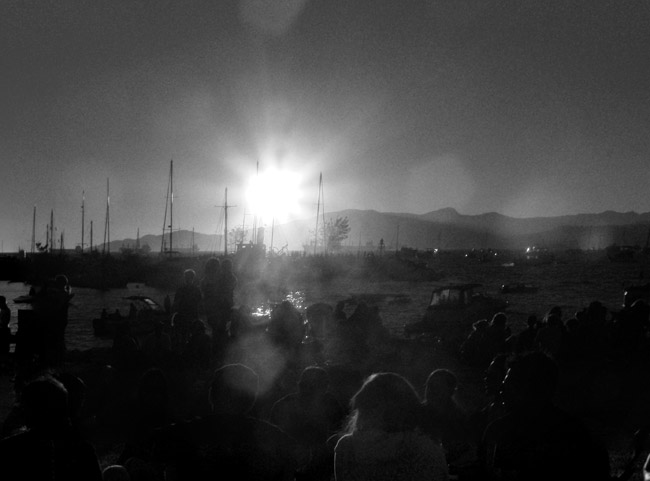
[403,283,508,347]
[92,295,171,338]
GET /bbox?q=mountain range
[107,208,650,254]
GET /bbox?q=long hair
[346,372,422,434]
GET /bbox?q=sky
[2,0,650,252]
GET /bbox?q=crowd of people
[460,299,650,368]
[1,256,650,480]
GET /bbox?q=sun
[245,167,304,225]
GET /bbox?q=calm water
[1,254,647,352]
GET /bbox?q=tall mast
[170,160,174,256]
[161,159,173,255]
[241,209,247,246]
[103,178,110,255]
[251,162,256,244]
[31,205,36,255]
[90,220,93,253]
[270,217,275,254]
[321,174,326,253]
[50,209,54,254]
[81,190,85,252]
[224,188,229,256]
[314,173,322,255]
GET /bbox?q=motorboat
[404,283,508,346]
[92,295,171,338]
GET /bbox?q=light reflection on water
[249,291,307,323]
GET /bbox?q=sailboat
[313,172,326,255]
[211,187,233,256]
[160,160,178,256]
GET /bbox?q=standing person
[0,375,103,480]
[334,372,448,481]
[216,258,237,337]
[0,296,12,371]
[32,274,73,367]
[270,366,346,481]
[200,258,223,354]
[480,351,610,481]
[421,369,476,473]
[51,274,73,365]
[172,269,202,349]
[152,363,299,480]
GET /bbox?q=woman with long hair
[334,372,448,481]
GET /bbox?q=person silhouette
[200,257,223,354]
[153,363,299,480]
[0,296,12,370]
[270,366,346,481]
[334,372,448,481]
[171,269,202,349]
[480,351,610,481]
[421,369,476,471]
[0,374,103,480]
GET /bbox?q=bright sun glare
[245,168,304,225]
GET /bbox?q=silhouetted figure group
[458,296,650,369]
[4,259,650,481]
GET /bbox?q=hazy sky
[2,0,650,252]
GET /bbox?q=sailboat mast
[270,217,275,254]
[252,161,259,244]
[170,160,173,256]
[90,221,93,253]
[321,174,326,254]
[81,190,85,252]
[31,205,36,255]
[50,209,54,254]
[103,178,110,255]
[314,173,322,255]
[224,188,229,256]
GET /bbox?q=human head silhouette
[350,372,421,433]
[183,269,196,284]
[298,366,329,397]
[425,368,457,407]
[501,351,558,412]
[20,375,70,433]
[209,363,259,415]
[204,257,220,276]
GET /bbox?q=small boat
[13,295,36,304]
[92,295,171,338]
[500,283,539,294]
[13,286,39,304]
[404,283,508,346]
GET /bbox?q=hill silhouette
[103,208,650,254]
